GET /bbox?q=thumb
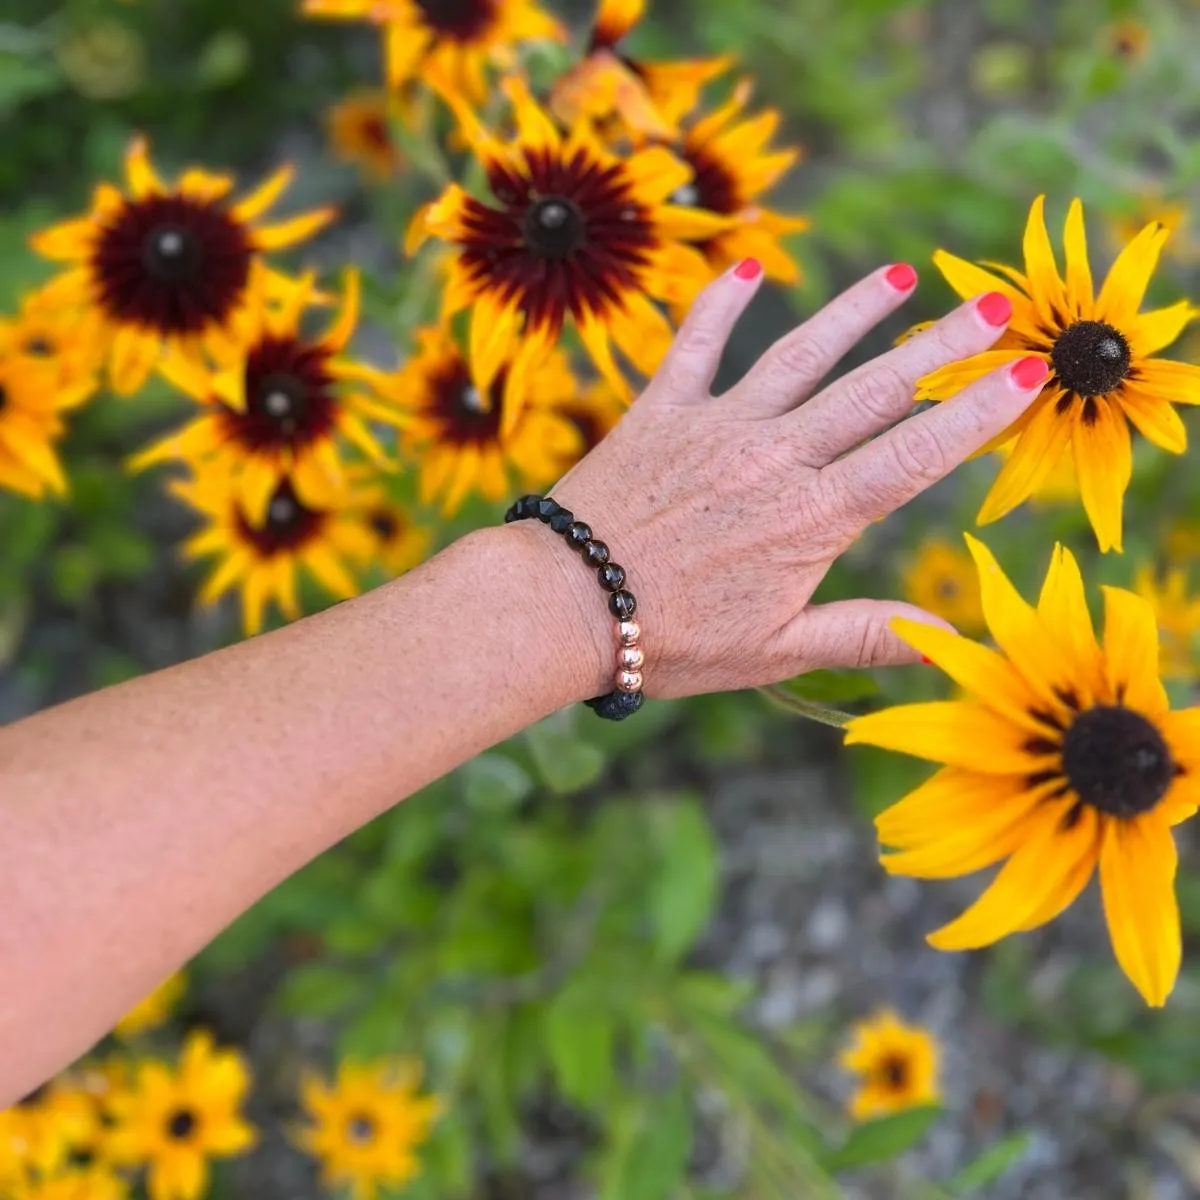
[790,599,955,671]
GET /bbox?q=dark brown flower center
[218,337,336,452]
[674,148,739,215]
[91,193,252,335]
[523,197,586,260]
[414,0,494,39]
[345,1113,376,1144]
[1050,320,1131,398]
[360,114,392,152]
[23,336,54,357]
[428,354,503,446]
[166,1107,198,1140]
[1062,705,1175,817]
[236,481,325,557]
[879,1055,909,1090]
[368,510,400,541]
[935,576,960,601]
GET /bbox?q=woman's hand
[516,262,1047,701]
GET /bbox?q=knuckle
[836,363,909,425]
[767,331,827,382]
[889,421,949,484]
[855,617,895,667]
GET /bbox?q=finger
[821,355,1050,529]
[732,262,919,419]
[790,600,954,670]
[790,291,1016,466]
[647,258,766,403]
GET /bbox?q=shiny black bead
[565,521,592,547]
[598,562,626,591]
[516,494,541,519]
[536,498,560,522]
[609,590,637,619]
[548,508,575,533]
[584,689,645,721]
[583,540,610,567]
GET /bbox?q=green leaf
[598,1088,692,1200]
[274,964,363,1017]
[461,753,534,812]
[823,1106,943,1170]
[647,797,719,963]
[545,987,615,1110]
[525,716,606,794]
[948,1132,1031,1194]
[776,670,880,704]
[0,51,61,117]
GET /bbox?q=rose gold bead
[618,645,645,671]
[617,620,641,646]
[616,669,644,693]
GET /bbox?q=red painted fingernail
[734,258,763,280]
[976,291,1013,327]
[1010,355,1050,390]
[920,655,935,665]
[884,263,918,292]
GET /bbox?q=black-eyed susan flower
[381,326,587,514]
[670,80,808,285]
[918,197,1200,553]
[301,0,563,102]
[174,469,374,636]
[30,138,335,396]
[553,379,625,463]
[295,1059,440,1200]
[846,536,1200,1007]
[1134,565,1200,681]
[1,1082,96,1175]
[551,0,732,139]
[901,538,986,635]
[108,1030,255,1200]
[1109,196,1193,264]
[1106,17,1150,62]
[130,268,402,524]
[9,1167,129,1200]
[326,90,404,180]
[353,485,431,578]
[839,1010,940,1121]
[0,354,90,500]
[408,78,728,429]
[0,285,102,396]
[113,971,187,1040]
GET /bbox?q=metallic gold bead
[617,620,641,646]
[616,669,644,693]
[619,646,645,671]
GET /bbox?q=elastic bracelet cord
[504,494,645,722]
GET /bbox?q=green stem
[758,685,854,730]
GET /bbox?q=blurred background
[3,0,1200,1197]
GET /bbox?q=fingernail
[1010,355,1050,390]
[734,258,763,281]
[976,291,1013,327]
[884,263,918,292]
[920,655,934,665]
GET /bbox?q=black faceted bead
[598,562,626,591]
[585,690,645,721]
[583,540,610,567]
[565,521,592,547]
[548,508,575,533]
[536,498,560,522]
[516,494,541,518]
[609,590,637,619]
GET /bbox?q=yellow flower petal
[977,390,1074,525]
[1099,815,1181,1007]
[1072,397,1131,553]
[1096,219,1170,325]
[1101,585,1169,716]
[1062,197,1093,314]
[1119,386,1187,453]
[1129,300,1194,357]
[1021,195,1067,322]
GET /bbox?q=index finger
[819,354,1050,528]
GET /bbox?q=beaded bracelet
[504,494,645,721]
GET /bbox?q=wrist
[461,521,613,709]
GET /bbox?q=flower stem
[759,685,854,730]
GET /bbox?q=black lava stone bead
[584,690,645,720]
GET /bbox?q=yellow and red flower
[408,78,729,430]
[30,138,335,396]
[326,90,404,180]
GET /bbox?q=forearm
[0,521,608,1100]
